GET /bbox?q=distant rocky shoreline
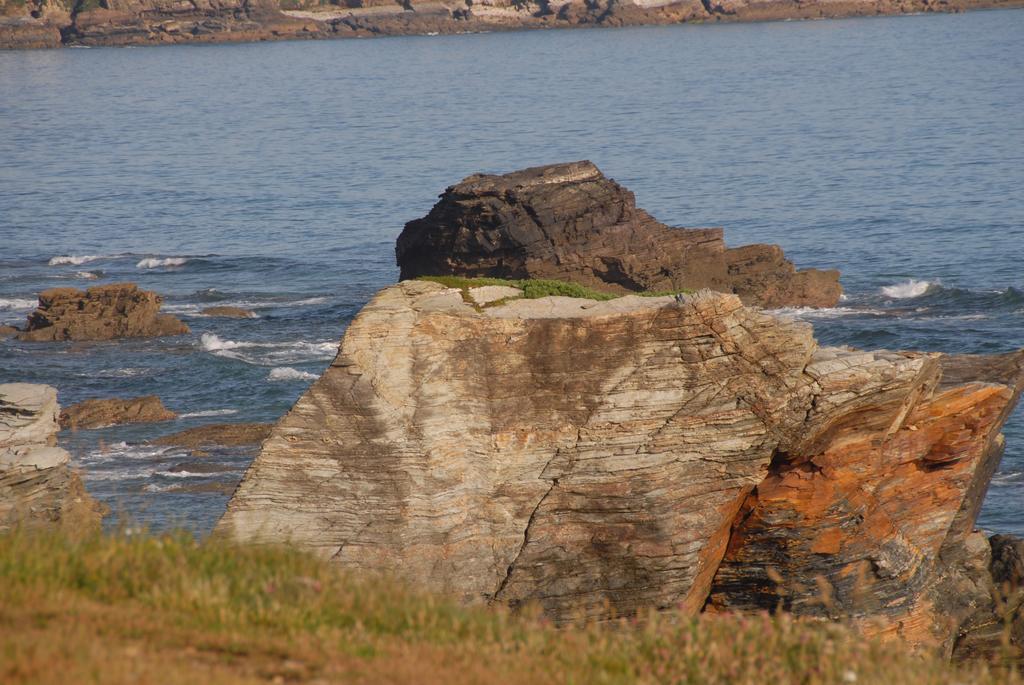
[1,0,1022,50]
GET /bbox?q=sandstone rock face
[60,395,178,430]
[17,283,189,342]
[2,0,1021,49]
[217,281,1023,650]
[396,161,842,309]
[0,384,103,531]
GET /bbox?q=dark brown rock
[152,422,272,449]
[60,395,177,430]
[991,534,1024,590]
[396,161,842,308]
[952,533,1024,662]
[16,283,189,342]
[201,306,257,318]
[0,325,19,339]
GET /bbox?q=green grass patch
[417,275,691,308]
[0,527,1017,685]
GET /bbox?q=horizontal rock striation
[397,161,842,308]
[2,0,1022,49]
[17,283,189,342]
[217,281,1023,651]
[1,383,103,531]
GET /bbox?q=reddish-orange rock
[707,351,1024,655]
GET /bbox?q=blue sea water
[0,10,1022,535]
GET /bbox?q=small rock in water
[17,283,189,342]
[152,422,273,449]
[201,306,257,318]
[60,395,177,430]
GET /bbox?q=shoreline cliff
[1,0,1022,50]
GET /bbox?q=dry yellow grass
[0,527,1018,685]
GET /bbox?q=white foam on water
[88,367,149,378]
[48,254,105,266]
[200,333,247,352]
[993,470,1024,485]
[0,297,36,311]
[75,271,100,280]
[768,306,887,320]
[137,257,188,269]
[162,303,202,314]
[268,367,318,381]
[200,333,337,366]
[880,279,935,299]
[179,409,239,419]
[155,470,217,479]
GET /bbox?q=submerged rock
[152,422,272,449]
[60,395,178,430]
[16,283,189,342]
[201,306,257,318]
[216,281,1023,652]
[0,383,104,531]
[396,161,842,308]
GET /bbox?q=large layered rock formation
[217,280,1024,654]
[2,0,1022,49]
[16,283,189,342]
[397,161,842,309]
[1,383,103,531]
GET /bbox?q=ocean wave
[164,295,328,315]
[137,257,188,269]
[880,279,937,299]
[154,470,218,479]
[75,270,100,280]
[200,333,337,365]
[0,297,36,311]
[289,297,328,306]
[767,306,887,320]
[178,409,239,419]
[48,254,106,266]
[268,367,318,381]
[992,470,1024,485]
[87,367,149,378]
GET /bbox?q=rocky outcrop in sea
[2,0,1022,49]
[397,161,842,309]
[216,280,1024,656]
[1,383,104,531]
[59,395,178,430]
[16,283,189,342]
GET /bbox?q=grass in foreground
[418,275,691,306]
[0,527,1017,685]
